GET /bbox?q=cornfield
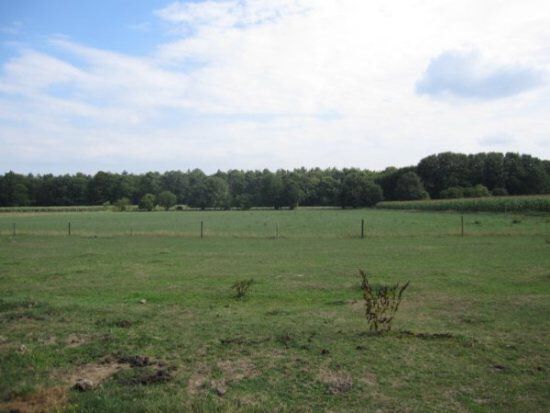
[376,195,550,213]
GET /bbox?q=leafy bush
[231,279,254,299]
[114,197,131,211]
[394,172,429,200]
[359,269,409,333]
[157,191,177,210]
[439,187,464,199]
[139,194,156,211]
[464,184,490,198]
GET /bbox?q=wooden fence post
[200,221,204,238]
[68,222,71,236]
[361,219,365,239]
[461,215,464,237]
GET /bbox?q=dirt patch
[217,358,258,382]
[0,386,68,413]
[2,358,129,412]
[318,369,353,394]
[42,335,57,345]
[114,355,174,386]
[359,372,378,386]
[115,366,173,386]
[220,336,270,346]
[187,358,258,397]
[118,355,152,367]
[396,331,454,340]
[65,334,90,348]
[65,360,127,388]
[187,364,211,396]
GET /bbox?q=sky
[1,0,549,174]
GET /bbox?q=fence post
[361,219,365,239]
[68,222,71,236]
[461,215,464,237]
[200,221,204,238]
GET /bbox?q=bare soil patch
[317,369,353,394]
[0,386,68,413]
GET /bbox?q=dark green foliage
[139,193,156,211]
[464,184,491,198]
[156,191,177,210]
[340,172,383,208]
[394,171,429,200]
[359,269,409,333]
[188,176,229,209]
[440,184,490,199]
[439,186,464,199]
[231,279,254,299]
[0,151,548,208]
[492,187,508,196]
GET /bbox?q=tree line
[1,152,549,209]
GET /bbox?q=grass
[377,194,550,213]
[0,209,549,412]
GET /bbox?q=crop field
[377,195,550,213]
[0,209,549,412]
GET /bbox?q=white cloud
[1,0,550,174]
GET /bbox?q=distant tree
[0,172,30,206]
[281,175,304,209]
[317,176,339,205]
[260,171,284,209]
[483,152,505,190]
[394,171,429,200]
[463,184,490,198]
[340,172,383,208]
[114,197,131,211]
[157,191,177,210]
[138,172,161,198]
[188,176,229,209]
[139,193,156,211]
[439,187,464,199]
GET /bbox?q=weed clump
[359,269,409,333]
[231,279,254,299]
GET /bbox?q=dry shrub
[231,279,254,299]
[359,269,409,333]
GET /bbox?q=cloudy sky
[1,0,549,174]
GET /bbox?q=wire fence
[1,210,548,239]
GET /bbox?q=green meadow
[1,209,549,412]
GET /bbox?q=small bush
[157,191,177,211]
[231,279,254,299]
[114,197,131,211]
[359,269,409,333]
[139,194,156,211]
[439,186,464,199]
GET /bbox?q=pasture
[0,209,549,412]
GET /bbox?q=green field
[1,209,549,412]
